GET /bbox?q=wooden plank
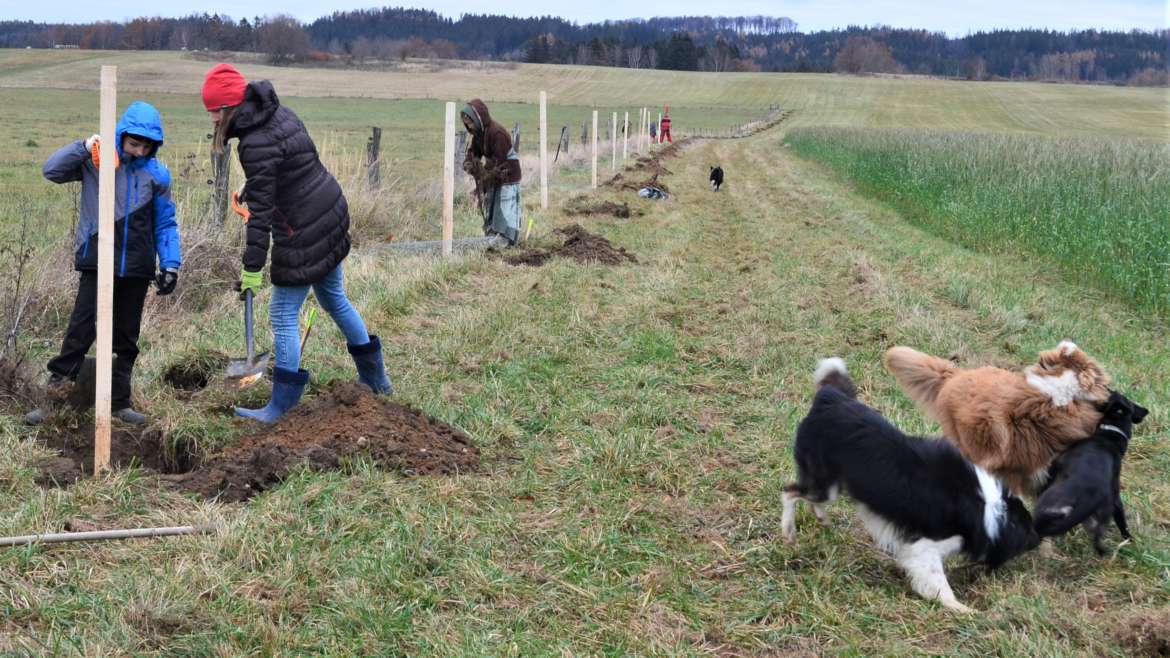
[95,65,116,475]
[442,102,455,256]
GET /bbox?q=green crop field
[0,50,1167,656]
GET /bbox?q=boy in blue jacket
[26,101,181,425]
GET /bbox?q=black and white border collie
[781,358,1040,612]
[1034,390,1148,554]
[709,165,724,192]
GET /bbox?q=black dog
[1034,390,1148,554]
[782,358,1040,612]
[709,165,723,191]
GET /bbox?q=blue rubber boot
[347,335,393,394]
[235,367,309,424]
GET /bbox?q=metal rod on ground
[539,91,548,211]
[611,112,617,171]
[366,126,382,189]
[95,65,116,475]
[442,102,455,257]
[591,109,598,189]
[0,525,211,548]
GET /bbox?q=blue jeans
[270,264,370,371]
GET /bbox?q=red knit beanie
[201,63,247,111]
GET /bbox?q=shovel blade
[225,351,269,388]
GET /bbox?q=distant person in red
[659,105,672,143]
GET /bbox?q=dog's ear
[1133,403,1149,424]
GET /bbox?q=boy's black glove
[155,268,178,296]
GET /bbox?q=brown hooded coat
[462,99,521,185]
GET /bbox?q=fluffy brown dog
[884,341,1110,496]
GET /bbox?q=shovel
[225,288,269,388]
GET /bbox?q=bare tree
[627,45,644,69]
[834,37,902,74]
[257,14,310,64]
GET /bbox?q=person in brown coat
[461,99,522,244]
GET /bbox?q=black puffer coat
[230,80,350,286]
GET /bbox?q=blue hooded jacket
[43,100,181,278]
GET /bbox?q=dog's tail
[814,357,858,399]
[883,346,954,411]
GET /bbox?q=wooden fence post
[442,102,455,257]
[622,111,628,162]
[539,91,548,210]
[366,126,382,189]
[591,110,598,189]
[211,144,230,222]
[512,122,521,152]
[611,112,617,171]
[95,65,116,474]
[455,130,467,181]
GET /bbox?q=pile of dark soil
[504,225,638,268]
[161,383,478,502]
[606,171,670,194]
[604,137,691,193]
[30,383,478,503]
[563,196,634,219]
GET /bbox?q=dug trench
[31,383,479,503]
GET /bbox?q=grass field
[786,127,1170,314]
[0,51,1167,655]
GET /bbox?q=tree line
[0,9,1165,84]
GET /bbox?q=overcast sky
[2,0,1165,36]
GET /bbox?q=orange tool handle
[230,190,250,222]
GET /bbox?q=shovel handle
[244,289,255,363]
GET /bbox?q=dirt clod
[504,225,637,267]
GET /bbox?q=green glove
[239,268,264,298]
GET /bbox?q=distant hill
[1,8,1165,84]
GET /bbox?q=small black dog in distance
[782,358,1040,612]
[709,165,724,191]
[1034,390,1149,554]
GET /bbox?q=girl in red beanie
[202,64,392,423]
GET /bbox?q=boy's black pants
[47,270,150,410]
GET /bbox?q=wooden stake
[442,102,455,257]
[95,65,116,475]
[642,107,647,150]
[611,112,617,171]
[539,91,548,210]
[591,110,598,189]
[366,126,382,189]
[622,111,628,162]
[657,112,662,145]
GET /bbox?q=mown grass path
[1,123,1167,656]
